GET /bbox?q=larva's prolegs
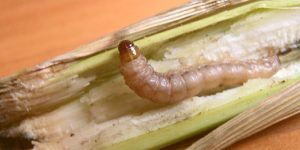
[182,71,204,97]
[169,74,187,102]
[155,76,171,103]
[201,66,223,91]
[118,40,280,104]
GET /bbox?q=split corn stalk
[1,0,300,150]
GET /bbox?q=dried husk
[1,0,300,150]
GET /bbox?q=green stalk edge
[52,0,300,83]
[104,78,300,150]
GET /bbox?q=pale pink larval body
[120,54,280,103]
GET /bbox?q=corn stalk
[1,0,300,149]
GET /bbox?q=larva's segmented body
[118,40,280,103]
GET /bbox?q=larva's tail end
[118,40,141,63]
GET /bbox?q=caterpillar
[118,40,280,103]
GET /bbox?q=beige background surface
[1,0,300,149]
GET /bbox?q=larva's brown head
[118,40,141,64]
